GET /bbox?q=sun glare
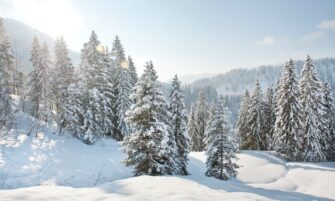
[10,0,83,40]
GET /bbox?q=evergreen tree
[122,61,177,175]
[169,74,190,175]
[0,18,14,128]
[192,89,209,151]
[321,82,335,160]
[39,42,52,122]
[111,36,132,140]
[244,80,266,150]
[27,38,51,122]
[237,90,250,147]
[273,59,303,161]
[299,55,326,162]
[63,82,85,138]
[78,31,107,143]
[187,105,198,151]
[52,36,75,134]
[264,87,276,150]
[205,97,239,180]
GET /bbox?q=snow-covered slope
[1,116,335,200]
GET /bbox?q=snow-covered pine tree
[52,36,75,133]
[39,42,52,122]
[100,46,114,136]
[244,80,266,150]
[321,82,335,160]
[169,74,190,175]
[206,102,216,139]
[299,55,326,162]
[27,37,51,122]
[78,31,107,143]
[128,55,138,88]
[122,61,177,176]
[111,36,132,140]
[237,90,250,147]
[193,89,209,151]
[273,59,303,161]
[0,18,14,128]
[63,82,85,139]
[264,87,276,150]
[205,97,239,180]
[187,105,199,151]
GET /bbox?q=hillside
[183,57,335,124]
[2,18,80,71]
[1,111,334,200]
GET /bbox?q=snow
[1,116,335,200]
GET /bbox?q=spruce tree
[27,37,51,122]
[187,105,198,151]
[0,18,14,128]
[273,59,303,161]
[264,87,276,150]
[39,42,52,122]
[237,90,250,147]
[78,31,107,143]
[193,89,209,151]
[321,82,335,160]
[122,61,177,175]
[111,36,132,140]
[299,55,326,162]
[169,74,190,175]
[244,80,266,150]
[205,97,239,180]
[52,36,75,133]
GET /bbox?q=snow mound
[0,112,132,189]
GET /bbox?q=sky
[0,0,335,81]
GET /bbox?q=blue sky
[1,0,335,80]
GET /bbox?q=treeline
[237,57,335,162]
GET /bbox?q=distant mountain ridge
[2,18,80,72]
[183,57,335,125]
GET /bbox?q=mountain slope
[2,18,80,71]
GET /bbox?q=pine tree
[63,82,85,138]
[128,55,138,88]
[299,55,326,162]
[39,42,52,122]
[321,82,335,160]
[264,87,276,150]
[0,18,14,128]
[52,36,75,133]
[205,97,239,180]
[237,90,250,147]
[244,80,266,150]
[78,31,107,143]
[122,61,177,175]
[273,59,303,161]
[187,105,198,151]
[169,74,190,175]
[192,89,209,151]
[111,36,132,140]
[27,37,51,122]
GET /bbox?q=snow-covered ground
[1,114,335,200]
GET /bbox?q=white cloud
[301,31,324,41]
[256,36,287,46]
[257,36,277,46]
[317,19,335,30]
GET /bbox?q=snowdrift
[1,113,335,200]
